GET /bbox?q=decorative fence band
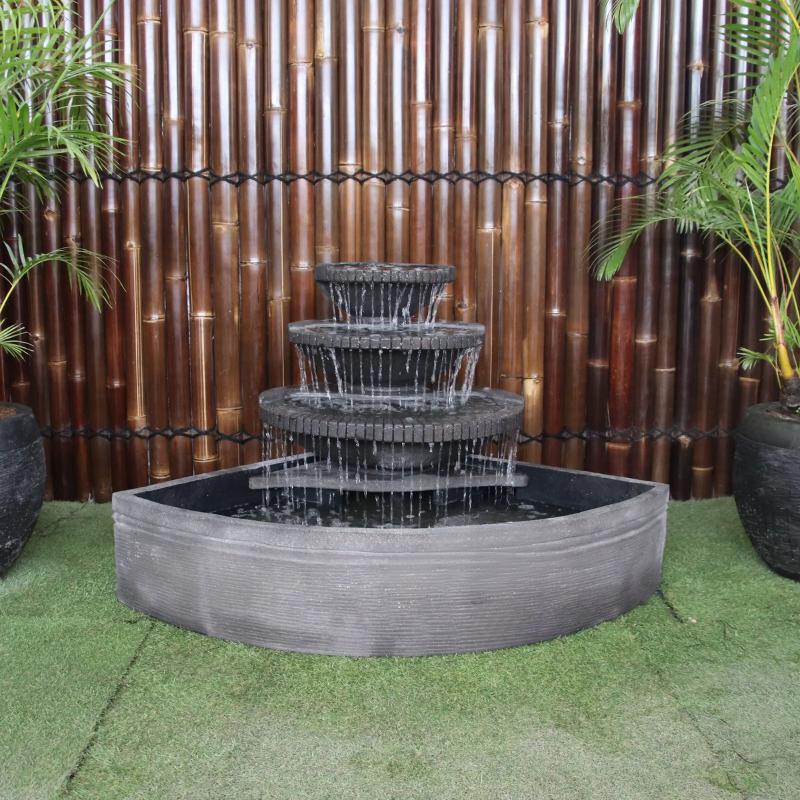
[0,1,773,502]
[54,169,658,188]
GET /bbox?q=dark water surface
[215,489,574,529]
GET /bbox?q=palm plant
[595,0,800,407]
[0,1,123,359]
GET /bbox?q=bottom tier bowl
[113,459,668,657]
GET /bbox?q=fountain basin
[113,458,668,657]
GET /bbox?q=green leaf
[0,320,30,359]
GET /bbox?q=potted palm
[596,0,800,578]
[0,2,121,574]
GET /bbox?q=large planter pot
[0,402,46,574]
[733,402,800,579]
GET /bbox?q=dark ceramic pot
[733,402,800,579]
[0,402,46,574]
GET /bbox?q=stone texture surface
[113,460,669,656]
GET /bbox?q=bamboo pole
[265,0,291,386]
[475,0,502,388]
[454,0,477,325]
[671,0,708,498]
[386,0,410,262]
[162,0,193,478]
[237,0,267,463]
[289,0,315,333]
[606,4,642,477]
[691,0,727,498]
[77,0,112,500]
[118,0,149,487]
[629,0,663,480]
[315,0,338,317]
[338,0,362,263]
[563,0,595,469]
[542,0,569,465]
[18,8,51,499]
[586,12,615,474]
[362,0,386,261]
[520,0,548,463]
[410,0,432,268]
[20,185,53,499]
[40,4,70,498]
[185,0,218,472]
[138,0,171,483]
[41,168,71,499]
[432,0,455,319]
[98,0,128,491]
[499,0,524,396]
[210,0,242,468]
[3,190,32,408]
[651,0,685,485]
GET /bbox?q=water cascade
[248,263,532,527]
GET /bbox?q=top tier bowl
[316,262,456,325]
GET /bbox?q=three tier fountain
[114,263,668,656]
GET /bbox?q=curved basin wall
[113,460,668,657]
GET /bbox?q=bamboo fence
[0,0,780,500]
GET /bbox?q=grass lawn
[1,499,799,799]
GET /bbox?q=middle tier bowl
[289,321,484,398]
[259,387,523,473]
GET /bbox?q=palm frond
[0,319,30,359]
[739,346,776,372]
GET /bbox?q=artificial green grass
[1,500,799,799]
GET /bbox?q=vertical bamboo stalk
[185,0,218,472]
[98,0,129,492]
[237,0,267,463]
[651,0,685,485]
[210,0,242,467]
[138,0,171,483]
[606,4,641,477]
[499,0,523,396]
[118,0,149,487]
[289,0,315,328]
[715,247,741,494]
[338,0,362,263]
[454,0,477,324]
[542,0,569,465]
[3,191,32,408]
[20,185,53,499]
[671,0,708,498]
[77,0,112,500]
[386,0,410,262]
[18,8,52,499]
[432,0,455,319]
[62,171,92,499]
[563,0,595,469]
[362,0,386,261]
[691,0,727,497]
[586,12,616,474]
[42,155,72,499]
[265,0,291,385]
[162,0,193,477]
[40,4,70,498]
[520,0,548,463]
[629,0,663,480]
[475,0,502,388]
[410,0,432,267]
[315,0,338,317]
